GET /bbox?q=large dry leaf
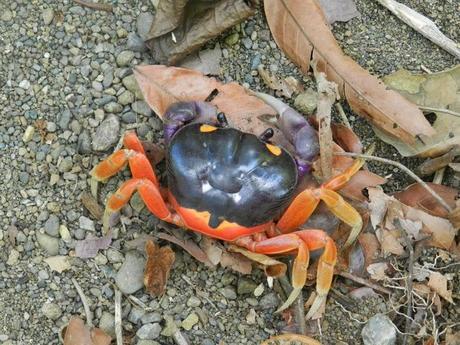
[64,317,111,345]
[368,187,457,251]
[264,0,435,144]
[134,65,278,137]
[261,334,322,345]
[145,0,255,64]
[378,66,460,157]
[394,183,459,219]
[144,240,175,296]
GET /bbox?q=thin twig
[114,289,123,345]
[335,103,352,129]
[338,271,392,295]
[419,106,460,119]
[334,152,453,213]
[432,167,445,184]
[72,278,93,327]
[73,0,113,12]
[395,219,415,345]
[295,288,307,336]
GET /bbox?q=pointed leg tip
[305,294,326,320]
[275,287,302,314]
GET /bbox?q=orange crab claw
[235,229,337,316]
[277,159,364,247]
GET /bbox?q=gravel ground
[0,0,458,345]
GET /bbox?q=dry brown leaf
[81,192,103,220]
[394,183,459,219]
[63,317,111,345]
[44,256,71,273]
[134,65,278,138]
[157,232,214,267]
[261,334,322,345]
[257,65,300,98]
[146,0,255,64]
[220,250,253,275]
[368,187,389,228]
[331,123,363,153]
[229,244,287,278]
[446,328,460,345]
[144,240,175,296]
[379,66,460,157]
[358,232,381,268]
[368,187,457,251]
[199,237,223,265]
[376,228,405,256]
[264,0,434,144]
[366,262,390,281]
[427,271,453,303]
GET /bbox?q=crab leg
[277,159,364,247]
[91,132,159,186]
[102,178,178,232]
[236,229,336,316]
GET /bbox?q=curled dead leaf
[63,317,111,345]
[220,250,253,275]
[144,240,175,296]
[366,262,390,281]
[427,271,453,303]
[264,0,434,144]
[229,245,287,278]
[81,192,103,220]
[157,232,213,267]
[394,182,459,219]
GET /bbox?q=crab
[91,99,363,317]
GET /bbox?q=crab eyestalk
[254,92,319,177]
[163,101,219,143]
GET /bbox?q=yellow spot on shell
[200,124,218,133]
[266,143,282,156]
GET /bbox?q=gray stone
[122,75,143,99]
[58,157,73,173]
[127,33,146,52]
[77,130,92,154]
[36,233,60,256]
[1,10,13,22]
[186,296,201,308]
[42,8,54,25]
[128,307,146,324]
[121,112,137,124]
[131,101,152,116]
[79,216,95,231]
[99,312,115,337]
[58,110,72,129]
[116,50,134,67]
[44,215,60,237]
[137,13,154,40]
[237,277,258,295]
[41,302,62,320]
[104,101,123,113]
[6,249,20,266]
[136,323,162,340]
[219,286,237,300]
[115,250,146,294]
[141,312,162,324]
[92,115,120,151]
[181,313,199,330]
[362,314,396,345]
[259,292,280,310]
[118,90,134,105]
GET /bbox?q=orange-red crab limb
[277,159,364,247]
[236,229,336,317]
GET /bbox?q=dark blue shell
[167,123,298,228]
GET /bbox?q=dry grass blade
[264,0,434,144]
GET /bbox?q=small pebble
[136,323,162,340]
[41,303,62,320]
[181,313,199,331]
